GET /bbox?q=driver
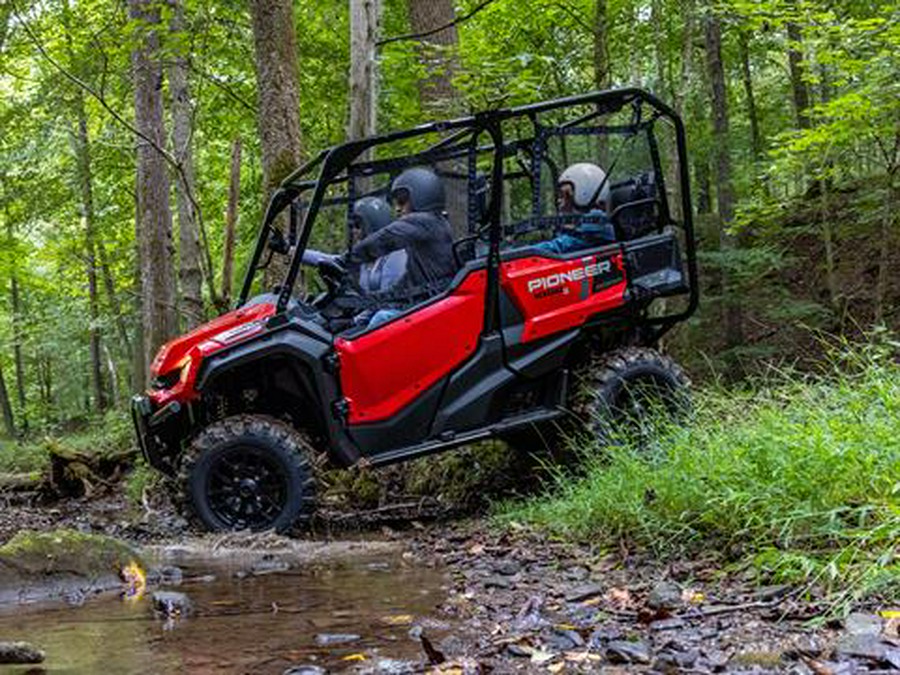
[535,162,616,254]
[346,167,456,295]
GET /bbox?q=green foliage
[500,341,900,606]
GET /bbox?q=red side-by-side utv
[132,89,698,532]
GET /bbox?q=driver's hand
[317,253,347,278]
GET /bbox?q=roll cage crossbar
[238,88,698,334]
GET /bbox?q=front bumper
[131,394,187,475]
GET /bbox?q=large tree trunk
[406,0,467,234]
[168,0,203,329]
[786,21,810,130]
[0,363,14,437]
[130,0,177,373]
[221,137,242,307]
[250,0,303,200]
[406,0,458,116]
[704,11,743,352]
[73,90,107,412]
[250,0,303,288]
[349,0,380,145]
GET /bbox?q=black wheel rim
[205,446,288,530]
[609,376,682,442]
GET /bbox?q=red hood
[150,303,276,377]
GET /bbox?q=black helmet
[352,196,392,235]
[391,167,445,212]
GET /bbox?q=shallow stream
[0,548,452,674]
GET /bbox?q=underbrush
[499,342,900,608]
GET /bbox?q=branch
[377,0,500,47]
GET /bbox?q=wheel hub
[205,446,288,530]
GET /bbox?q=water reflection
[0,554,450,674]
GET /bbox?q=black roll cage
[238,88,698,337]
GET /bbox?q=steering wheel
[312,255,368,310]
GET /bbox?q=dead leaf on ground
[605,587,634,609]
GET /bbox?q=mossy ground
[0,529,141,584]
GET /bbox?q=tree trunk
[73,90,107,412]
[704,11,743,351]
[874,182,897,325]
[0,363,14,437]
[406,0,459,116]
[130,0,178,372]
[96,240,133,375]
[63,0,107,411]
[349,0,380,145]
[738,30,762,162]
[786,21,810,130]
[168,0,203,329]
[250,0,303,200]
[7,223,26,427]
[221,137,242,307]
[406,0,467,234]
[820,177,839,319]
[250,0,303,287]
[593,0,610,166]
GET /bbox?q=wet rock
[250,559,291,576]
[566,582,603,602]
[0,641,45,664]
[283,667,327,675]
[507,643,532,658]
[564,566,589,581]
[647,581,682,611]
[588,626,624,647]
[835,632,895,663]
[545,628,584,651]
[148,565,183,586]
[654,648,699,671]
[358,658,418,674]
[650,617,686,632]
[314,633,360,646]
[606,640,651,664]
[0,529,141,591]
[493,560,521,576]
[483,575,511,590]
[152,591,193,618]
[701,648,730,671]
[843,612,882,636]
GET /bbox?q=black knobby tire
[178,415,316,533]
[572,347,691,447]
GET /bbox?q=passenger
[535,162,615,254]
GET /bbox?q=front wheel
[179,415,316,533]
[572,347,691,448]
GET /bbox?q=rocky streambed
[0,523,898,673]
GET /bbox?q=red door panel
[500,251,627,343]
[335,271,487,424]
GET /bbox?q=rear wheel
[572,346,691,447]
[179,415,316,533]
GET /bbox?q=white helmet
[558,163,610,211]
